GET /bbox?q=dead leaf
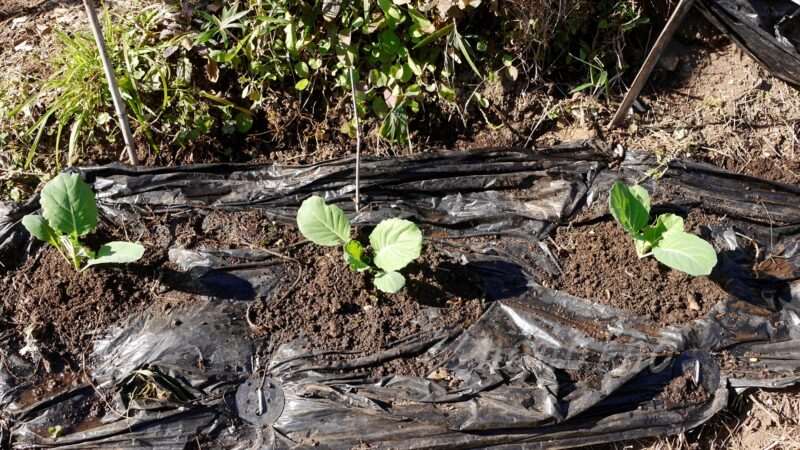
[14,41,34,52]
[180,36,194,51]
[54,8,73,24]
[505,65,518,81]
[321,0,341,22]
[206,57,219,83]
[427,368,451,381]
[163,46,179,59]
[12,16,29,27]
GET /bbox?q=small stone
[687,295,701,311]
[659,54,679,72]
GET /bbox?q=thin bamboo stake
[82,0,140,166]
[349,67,361,210]
[608,0,696,129]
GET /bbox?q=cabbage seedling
[297,196,422,294]
[22,173,145,271]
[609,181,717,276]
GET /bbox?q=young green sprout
[609,181,717,276]
[296,196,422,294]
[22,173,145,271]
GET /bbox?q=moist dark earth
[0,230,176,365]
[542,217,730,326]
[248,236,486,378]
[655,369,710,406]
[0,210,486,381]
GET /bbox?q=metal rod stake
[608,0,696,129]
[83,0,140,166]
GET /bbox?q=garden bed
[1,146,799,449]
[542,214,730,326]
[1,0,800,446]
[0,208,486,385]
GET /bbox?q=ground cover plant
[0,0,650,200]
[21,172,144,271]
[6,6,213,166]
[297,195,422,293]
[609,181,717,276]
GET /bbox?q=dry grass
[498,0,648,81]
[606,389,800,450]
[616,42,800,184]
[500,0,583,74]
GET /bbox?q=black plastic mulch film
[698,0,800,86]
[1,140,799,449]
[2,1,800,447]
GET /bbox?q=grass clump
[0,0,650,199]
[6,5,247,174]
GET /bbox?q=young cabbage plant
[297,196,423,294]
[609,181,717,276]
[22,173,145,271]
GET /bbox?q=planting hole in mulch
[655,368,710,406]
[541,211,731,326]
[0,233,175,367]
[0,209,487,388]
[247,227,486,378]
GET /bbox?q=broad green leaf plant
[297,196,422,294]
[609,181,717,276]
[22,173,145,271]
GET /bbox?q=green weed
[193,0,496,144]
[555,0,650,96]
[1,0,650,199]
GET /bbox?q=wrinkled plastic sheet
[1,141,799,449]
[699,0,800,85]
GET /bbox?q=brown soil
[249,235,486,378]
[0,208,485,385]
[0,232,173,366]
[654,369,709,407]
[541,218,730,326]
[611,41,800,186]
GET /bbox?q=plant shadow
[406,259,529,307]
